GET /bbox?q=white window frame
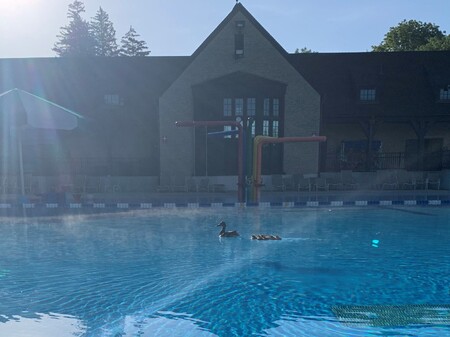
[360,89,376,101]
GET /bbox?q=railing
[376,152,405,170]
[325,152,404,172]
[325,150,450,172]
[17,157,156,176]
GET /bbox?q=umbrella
[0,88,84,195]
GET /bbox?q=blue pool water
[0,207,449,337]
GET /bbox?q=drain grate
[332,304,450,327]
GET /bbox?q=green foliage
[91,7,119,56]
[419,35,450,51]
[53,1,150,57]
[53,0,96,56]
[372,19,448,52]
[294,47,317,53]
[119,26,150,57]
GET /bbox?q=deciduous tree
[372,19,448,52]
[419,35,450,51]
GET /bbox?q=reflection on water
[120,311,218,337]
[0,312,86,337]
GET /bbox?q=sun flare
[0,0,40,16]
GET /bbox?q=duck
[217,221,239,237]
[251,234,282,240]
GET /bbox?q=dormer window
[104,94,124,106]
[360,89,376,102]
[439,86,450,101]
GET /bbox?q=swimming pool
[0,207,448,336]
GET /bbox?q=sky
[0,0,449,58]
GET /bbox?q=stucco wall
[159,10,321,180]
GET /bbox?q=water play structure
[252,135,326,202]
[176,120,326,203]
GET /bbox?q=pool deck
[0,188,448,211]
[17,188,450,203]
[80,188,450,204]
[0,189,446,217]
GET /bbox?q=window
[273,98,279,117]
[263,98,270,116]
[223,125,232,139]
[247,98,256,116]
[235,98,244,116]
[360,89,376,101]
[223,125,238,139]
[272,121,279,137]
[223,98,232,116]
[235,21,245,29]
[440,87,450,101]
[235,33,244,58]
[263,120,269,136]
[104,94,124,106]
[220,96,282,137]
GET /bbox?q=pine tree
[91,7,118,56]
[119,26,150,57]
[53,0,96,56]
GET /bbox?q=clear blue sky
[1,0,449,58]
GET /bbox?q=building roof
[1,1,449,124]
[0,57,190,115]
[288,51,450,121]
[191,3,288,59]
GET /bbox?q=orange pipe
[252,136,327,202]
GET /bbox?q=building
[0,3,449,194]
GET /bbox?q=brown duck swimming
[217,221,239,237]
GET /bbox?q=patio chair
[297,176,310,191]
[341,170,359,190]
[426,173,440,190]
[303,173,318,191]
[399,175,416,190]
[171,176,188,192]
[101,176,121,193]
[197,178,211,192]
[315,177,329,191]
[327,174,344,190]
[185,177,198,192]
[381,172,399,190]
[271,174,285,191]
[0,176,7,194]
[73,175,86,193]
[282,175,295,191]
[156,175,171,192]
[413,174,427,190]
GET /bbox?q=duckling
[251,234,282,240]
[217,221,239,237]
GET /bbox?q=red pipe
[175,120,245,202]
[253,136,327,202]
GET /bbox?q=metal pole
[18,127,25,195]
